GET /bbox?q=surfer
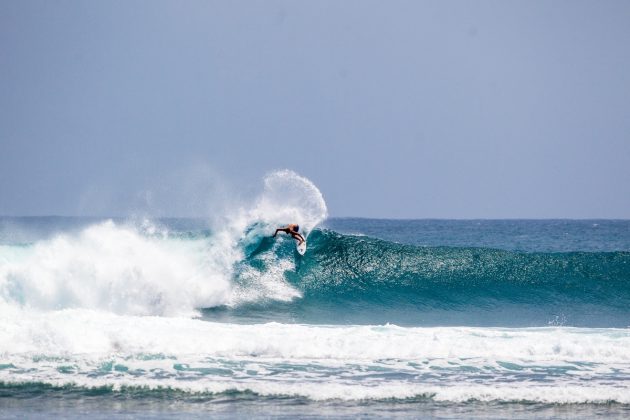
[272,224,305,245]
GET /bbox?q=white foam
[3,375,630,404]
[2,309,629,363]
[0,221,231,317]
[229,245,302,305]
[0,170,327,315]
[1,309,629,403]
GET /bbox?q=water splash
[0,170,328,316]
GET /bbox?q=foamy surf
[0,170,326,316]
[0,220,230,317]
[1,309,630,403]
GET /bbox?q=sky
[1,0,629,218]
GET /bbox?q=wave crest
[0,221,230,316]
[0,170,328,316]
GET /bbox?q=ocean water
[1,171,630,418]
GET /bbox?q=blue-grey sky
[1,0,629,218]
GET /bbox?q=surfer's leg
[291,232,304,244]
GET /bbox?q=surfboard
[296,239,307,255]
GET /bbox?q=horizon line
[1,214,629,221]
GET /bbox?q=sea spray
[0,170,328,315]
[0,220,229,316]
[218,169,328,305]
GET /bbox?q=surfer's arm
[273,228,287,237]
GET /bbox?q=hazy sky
[1,1,629,218]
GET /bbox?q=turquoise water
[219,220,630,327]
[1,215,630,418]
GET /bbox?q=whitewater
[1,170,630,418]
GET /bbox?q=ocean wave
[2,223,630,320]
[1,309,630,403]
[0,170,327,316]
[0,308,630,403]
[0,220,231,317]
[294,229,630,308]
[3,380,630,404]
[3,308,629,362]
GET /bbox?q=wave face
[217,226,630,327]
[287,230,630,325]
